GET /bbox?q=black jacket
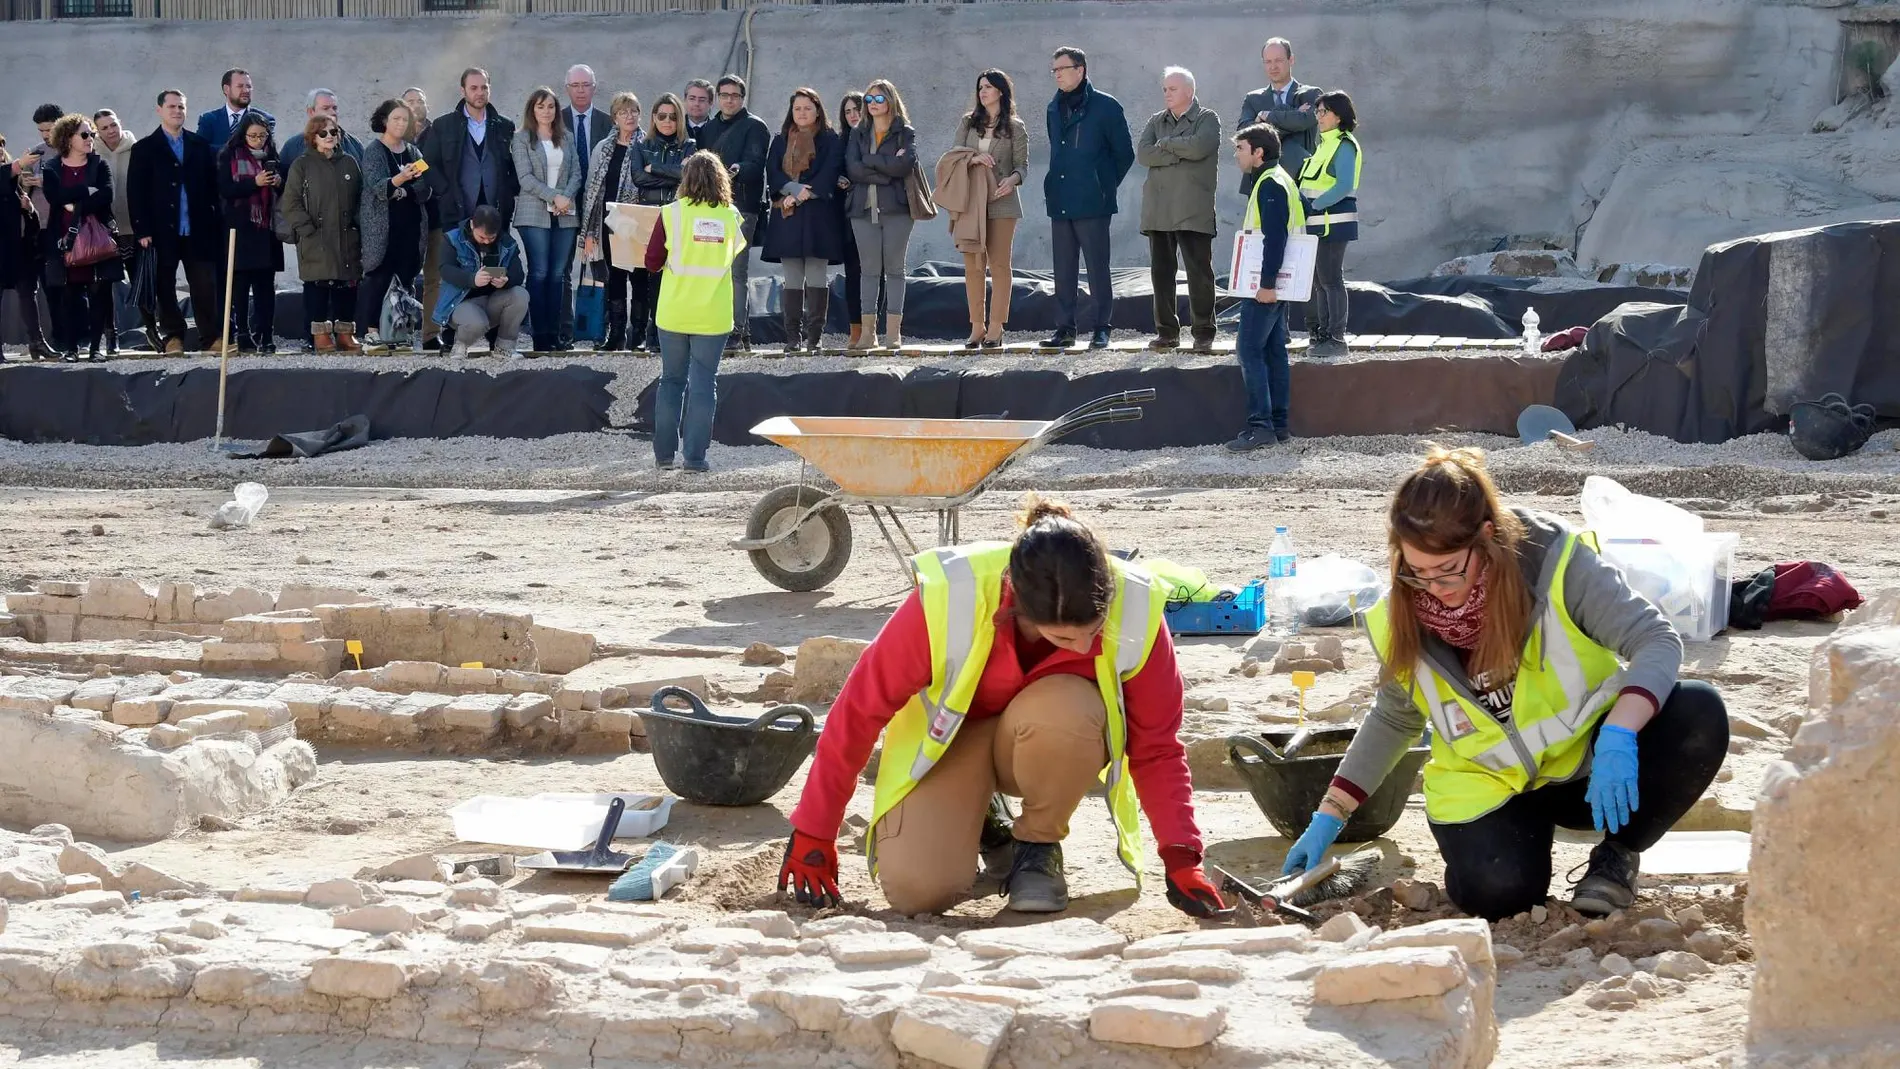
[420,101,520,230]
[699,108,770,216]
[38,153,124,287]
[844,121,916,219]
[0,164,36,290]
[635,131,695,205]
[215,143,286,274]
[127,127,224,259]
[762,129,846,265]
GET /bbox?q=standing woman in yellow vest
[1297,90,1360,359]
[778,499,1227,918]
[1281,447,1729,920]
[642,150,747,472]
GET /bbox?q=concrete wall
[0,0,1875,277]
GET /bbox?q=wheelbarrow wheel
[746,484,854,592]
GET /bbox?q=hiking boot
[1568,839,1639,917]
[1225,427,1276,452]
[1147,334,1179,351]
[978,794,1017,883]
[1003,839,1068,913]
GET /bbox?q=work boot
[849,315,878,352]
[978,794,1017,883]
[780,288,806,355]
[803,286,828,351]
[1568,840,1640,917]
[604,298,628,351]
[311,321,336,354]
[1003,839,1068,913]
[1148,334,1179,351]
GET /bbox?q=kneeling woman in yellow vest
[1282,446,1729,921]
[777,499,1227,917]
[642,150,748,473]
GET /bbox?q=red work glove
[778,830,841,908]
[1160,845,1226,918]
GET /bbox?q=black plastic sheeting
[0,365,611,446]
[1555,220,1900,444]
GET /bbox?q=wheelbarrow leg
[886,507,921,556]
[865,506,913,575]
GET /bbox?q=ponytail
[1008,495,1113,626]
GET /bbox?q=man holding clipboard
[1224,123,1313,451]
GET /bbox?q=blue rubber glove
[1282,810,1346,876]
[1587,724,1641,834]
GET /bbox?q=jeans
[448,286,530,347]
[1051,215,1112,332]
[850,215,913,315]
[730,212,757,337]
[1429,680,1729,920]
[654,328,726,467]
[1310,239,1350,341]
[1236,299,1290,431]
[780,257,828,290]
[230,269,276,348]
[518,225,578,348]
[1149,230,1216,342]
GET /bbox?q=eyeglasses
[1395,547,1476,591]
[716,91,743,100]
[865,94,888,104]
[565,82,593,89]
[1051,64,1080,75]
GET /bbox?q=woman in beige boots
[844,79,916,351]
[953,69,1027,348]
[280,113,363,353]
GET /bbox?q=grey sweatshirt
[1334,508,1683,800]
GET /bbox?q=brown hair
[780,87,831,137]
[677,149,732,207]
[49,113,90,158]
[1380,444,1531,688]
[1008,496,1112,627]
[864,79,910,130]
[646,93,684,142]
[521,87,565,146]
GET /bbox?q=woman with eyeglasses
[216,112,285,354]
[1281,445,1728,921]
[37,113,122,361]
[513,86,583,353]
[280,114,364,353]
[954,69,1028,348]
[580,91,646,352]
[762,87,845,354]
[1297,90,1362,358]
[356,100,432,352]
[834,90,866,348]
[844,79,917,350]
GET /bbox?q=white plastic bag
[209,482,268,530]
[1580,475,1703,542]
[1579,476,1734,641]
[1286,554,1388,627]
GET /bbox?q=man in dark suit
[558,63,612,348]
[129,89,225,354]
[195,68,275,151]
[1238,37,1323,193]
[421,68,520,349]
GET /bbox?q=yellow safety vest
[1365,533,1625,824]
[1244,164,1306,233]
[655,198,747,336]
[1297,129,1362,237]
[866,542,1168,886]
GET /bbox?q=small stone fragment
[1653,949,1712,980]
[825,931,933,966]
[452,911,513,940]
[1128,951,1245,983]
[1600,952,1635,977]
[1317,911,1372,943]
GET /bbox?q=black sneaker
[422,337,442,352]
[1041,329,1077,348]
[1224,427,1276,452]
[1568,840,1639,916]
[1003,839,1068,913]
[1088,327,1112,349]
[1274,428,1292,443]
[979,794,1016,882]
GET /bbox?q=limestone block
[1654,950,1711,980]
[82,578,158,620]
[676,928,800,956]
[69,678,124,712]
[824,931,933,966]
[175,710,251,736]
[199,640,281,667]
[799,915,886,938]
[218,614,323,645]
[929,984,1041,1008]
[304,878,373,909]
[269,682,340,725]
[501,670,558,694]
[58,842,119,887]
[452,911,513,940]
[623,675,710,704]
[1369,919,1496,971]
[1751,626,1900,1045]
[363,852,452,883]
[719,910,798,940]
[326,688,404,741]
[169,699,293,731]
[8,592,79,616]
[520,916,672,948]
[2,677,79,712]
[441,607,535,671]
[76,617,158,641]
[147,723,195,748]
[891,995,1014,1069]
[192,587,274,624]
[117,861,197,896]
[1313,946,1470,1005]
[1319,911,1375,943]
[1128,951,1245,983]
[329,669,383,690]
[503,693,555,729]
[508,894,579,918]
[449,878,502,907]
[751,984,890,1031]
[388,692,450,738]
[108,698,170,728]
[49,889,127,913]
[276,585,374,613]
[334,903,430,934]
[530,624,597,674]
[789,636,870,704]
[442,666,500,693]
[236,883,311,903]
[442,693,511,735]
[0,847,65,898]
[308,956,408,1000]
[1123,927,1310,959]
[382,661,446,692]
[957,917,1127,960]
[1090,996,1227,1048]
[160,678,236,702]
[33,614,79,643]
[276,639,345,677]
[35,580,86,598]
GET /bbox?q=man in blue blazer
[195,68,275,152]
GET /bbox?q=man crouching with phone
[433,203,527,361]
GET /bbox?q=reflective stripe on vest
[1243,166,1306,234]
[866,542,1166,887]
[1365,532,1624,824]
[656,198,745,336]
[1297,129,1362,237]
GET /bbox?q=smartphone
[410,159,430,175]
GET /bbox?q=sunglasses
[654,112,677,121]
[316,129,340,140]
[1395,546,1477,591]
[78,130,95,140]
[865,94,888,104]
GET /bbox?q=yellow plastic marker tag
[345,639,364,670]
[460,661,484,670]
[1290,670,1317,726]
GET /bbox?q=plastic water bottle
[1520,307,1542,355]
[1268,526,1300,635]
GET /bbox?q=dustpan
[517,797,638,875]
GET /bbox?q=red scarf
[1410,562,1489,650]
[229,147,276,231]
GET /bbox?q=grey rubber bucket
[641,687,818,806]
[1227,723,1429,842]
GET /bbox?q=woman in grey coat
[844,79,917,350]
[356,99,432,349]
[512,86,583,351]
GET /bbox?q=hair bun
[1016,494,1075,531]
[1422,442,1489,473]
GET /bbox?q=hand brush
[607,841,700,902]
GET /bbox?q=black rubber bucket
[641,687,818,806]
[1227,724,1429,842]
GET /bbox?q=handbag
[573,262,606,344]
[905,156,938,222]
[63,215,118,268]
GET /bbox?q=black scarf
[1059,80,1090,120]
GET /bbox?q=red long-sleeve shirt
[789,585,1205,859]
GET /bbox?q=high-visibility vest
[1365,532,1625,824]
[866,542,1168,886]
[655,197,747,336]
[1244,164,1307,238]
[1297,128,1362,239]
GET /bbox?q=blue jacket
[433,220,524,326]
[1043,80,1135,221]
[196,106,276,152]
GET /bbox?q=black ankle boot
[604,298,628,352]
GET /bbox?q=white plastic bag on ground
[209,482,268,529]
[1287,554,1388,627]
[1578,475,1735,641]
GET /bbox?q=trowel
[517,797,639,876]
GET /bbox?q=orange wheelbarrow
[731,390,1154,591]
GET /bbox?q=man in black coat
[697,74,769,351]
[128,89,225,353]
[421,67,520,234]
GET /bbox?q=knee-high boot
[604,297,628,352]
[781,287,806,354]
[803,286,828,351]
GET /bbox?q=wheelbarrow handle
[746,703,816,736]
[1051,390,1155,427]
[1048,407,1145,442]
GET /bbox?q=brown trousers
[874,673,1107,914]
[961,216,1018,338]
[420,227,443,342]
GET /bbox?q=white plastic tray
[448,795,609,851]
[531,793,676,838]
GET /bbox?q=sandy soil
[2,479,1891,1067]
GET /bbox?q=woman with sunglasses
[580,92,646,352]
[1282,445,1728,921]
[216,112,285,354]
[844,80,917,350]
[777,497,1226,921]
[631,92,695,350]
[38,113,122,361]
[280,114,364,353]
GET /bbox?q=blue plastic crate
[1164,579,1267,636]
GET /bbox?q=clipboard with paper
[604,202,663,266]
[1227,230,1317,302]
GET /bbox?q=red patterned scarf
[1410,560,1489,650]
[229,147,276,231]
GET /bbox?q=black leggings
[605,265,658,346]
[1310,239,1349,341]
[303,280,357,325]
[231,269,275,348]
[51,280,113,353]
[1429,680,1729,920]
